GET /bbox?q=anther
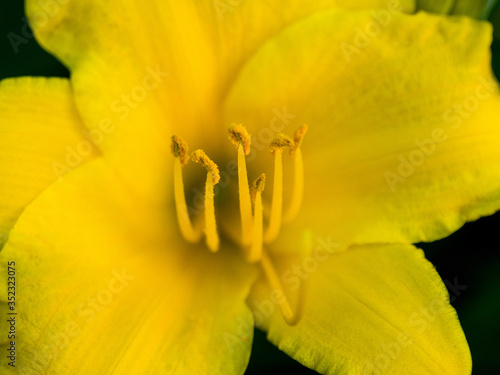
[192,149,220,252]
[247,174,266,263]
[171,135,201,244]
[265,133,294,243]
[290,124,308,157]
[269,133,294,155]
[191,149,220,184]
[228,124,253,246]
[228,123,251,155]
[171,135,190,166]
[252,174,266,203]
[285,125,307,222]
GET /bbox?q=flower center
[170,124,308,324]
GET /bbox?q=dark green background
[1,2,499,374]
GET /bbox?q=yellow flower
[2,0,500,374]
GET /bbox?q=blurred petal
[224,10,500,250]
[249,244,471,374]
[0,158,255,375]
[0,77,97,247]
[26,0,415,200]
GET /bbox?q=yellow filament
[264,149,284,243]
[285,125,307,222]
[228,124,253,246]
[238,144,253,246]
[173,158,201,243]
[284,147,304,222]
[192,149,220,252]
[248,174,266,262]
[204,173,219,252]
[260,250,296,325]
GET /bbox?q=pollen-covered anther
[290,124,308,157]
[171,135,190,166]
[191,149,220,252]
[191,149,220,184]
[270,133,295,154]
[251,173,266,203]
[228,123,252,155]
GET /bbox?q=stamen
[290,124,308,157]
[171,136,201,244]
[228,124,253,246]
[260,249,297,325]
[228,123,251,155]
[285,125,308,222]
[171,135,190,166]
[192,149,220,252]
[265,134,294,243]
[247,174,266,263]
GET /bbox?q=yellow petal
[0,158,256,374]
[25,0,415,201]
[0,77,97,247]
[224,10,500,250]
[249,244,471,374]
